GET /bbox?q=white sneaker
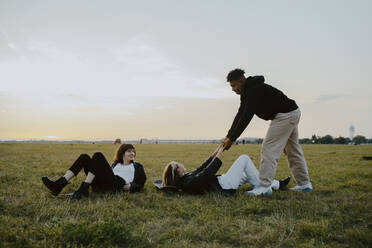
[245,186,272,196]
[289,182,313,192]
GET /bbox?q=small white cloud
[315,94,348,103]
[44,136,58,139]
[295,93,350,104]
[74,106,102,113]
[110,35,229,98]
[8,43,16,49]
[154,105,172,110]
[314,94,350,103]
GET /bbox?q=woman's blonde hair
[162,161,182,187]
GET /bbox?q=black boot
[279,176,291,190]
[42,176,68,196]
[67,182,90,200]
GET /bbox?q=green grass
[0,143,371,247]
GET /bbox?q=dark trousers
[69,152,122,192]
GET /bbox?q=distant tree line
[238,139,264,145]
[299,134,372,145]
[237,134,371,145]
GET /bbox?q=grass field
[0,143,371,247]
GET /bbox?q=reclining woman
[42,143,146,199]
[161,145,290,196]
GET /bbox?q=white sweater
[112,163,135,183]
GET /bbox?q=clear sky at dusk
[1,0,371,140]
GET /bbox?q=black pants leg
[88,152,117,192]
[68,152,116,192]
[68,154,92,175]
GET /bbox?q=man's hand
[221,137,233,150]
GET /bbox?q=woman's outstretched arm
[189,145,224,175]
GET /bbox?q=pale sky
[1,0,371,140]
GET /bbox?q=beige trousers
[259,108,310,187]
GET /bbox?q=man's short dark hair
[227,68,245,82]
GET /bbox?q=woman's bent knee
[238,154,250,161]
[79,154,90,160]
[92,152,104,159]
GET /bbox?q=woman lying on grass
[42,143,146,200]
[162,145,290,196]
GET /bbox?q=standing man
[221,68,312,196]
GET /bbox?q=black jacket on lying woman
[162,146,291,197]
[111,162,146,193]
[177,157,234,196]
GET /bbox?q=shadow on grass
[60,221,150,247]
[0,175,18,184]
[0,200,5,214]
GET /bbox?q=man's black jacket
[227,76,298,141]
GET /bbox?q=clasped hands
[221,137,233,151]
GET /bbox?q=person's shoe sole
[290,187,313,193]
[245,190,272,197]
[264,190,272,196]
[66,191,89,200]
[302,188,313,193]
[66,193,81,200]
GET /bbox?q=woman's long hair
[113,143,136,164]
[162,161,182,187]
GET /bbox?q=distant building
[349,125,355,141]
